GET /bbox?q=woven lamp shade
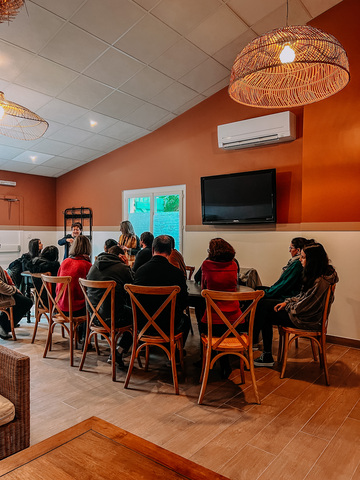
[229,25,350,108]
[0,92,49,140]
[0,0,24,23]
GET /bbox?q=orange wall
[0,170,56,226]
[56,85,304,227]
[302,0,360,222]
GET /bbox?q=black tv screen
[201,169,276,225]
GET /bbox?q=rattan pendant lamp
[0,0,24,23]
[0,92,49,140]
[229,2,350,108]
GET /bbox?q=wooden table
[0,417,230,479]
[186,279,253,297]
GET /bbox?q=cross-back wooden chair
[78,278,132,382]
[123,284,184,394]
[30,272,51,343]
[199,289,265,405]
[185,266,195,280]
[41,274,87,367]
[0,306,15,341]
[277,284,336,385]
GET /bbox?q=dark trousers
[0,292,33,333]
[253,298,295,353]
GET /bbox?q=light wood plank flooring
[1,313,360,480]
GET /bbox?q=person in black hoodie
[86,245,134,367]
[7,238,43,289]
[28,245,60,307]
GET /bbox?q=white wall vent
[217,111,296,150]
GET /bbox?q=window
[123,185,185,251]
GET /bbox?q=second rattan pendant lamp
[229,1,350,108]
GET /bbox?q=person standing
[58,222,83,260]
[118,220,140,266]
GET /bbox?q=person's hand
[119,254,129,265]
[122,245,129,251]
[274,302,286,312]
[66,237,74,244]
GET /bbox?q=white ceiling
[0,0,342,177]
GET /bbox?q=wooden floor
[1,312,360,480]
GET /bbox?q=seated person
[58,222,82,260]
[7,238,43,289]
[254,243,338,367]
[132,231,153,273]
[260,237,310,300]
[86,245,134,367]
[95,239,118,261]
[27,245,60,307]
[133,235,190,347]
[199,238,242,378]
[0,266,33,339]
[167,235,187,278]
[57,235,92,322]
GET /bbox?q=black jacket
[132,246,152,272]
[133,255,188,332]
[86,252,134,321]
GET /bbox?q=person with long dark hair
[118,220,140,266]
[254,243,338,367]
[7,238,43,288]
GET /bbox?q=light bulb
[280,45,295,64]
[0,105,4,120]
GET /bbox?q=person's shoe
[254,352,275,367]
[0,325,11,339]
[107,350,125,369]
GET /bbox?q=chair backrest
[41,274,73,321]
[201,289,265,349]
[30,272,51,311]
[78,278,116,333]
[185,266,195,280]
[322,284,336,334]
[124,284,180,342]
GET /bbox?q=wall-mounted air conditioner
[217,111,296,150]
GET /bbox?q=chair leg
[320,336,330,386]
[79,330,91,373]
[170,344,179,395]
[198,348,212,404]
[111,338,117,382]
[70,323,74,367]
[280,332,290,379]
[239,357,245,384]
[124,339,137,389]
[8,308,17,341]
[277,328,284,364]
[311,339,318,362]
[31,311,40,344]
[43,320,54,358]
[249,358,260,404]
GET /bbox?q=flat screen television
[201,168,276,225]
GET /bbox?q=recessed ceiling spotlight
[90,120,98,127]
[30,155,37,161]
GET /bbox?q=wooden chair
[185,265,195,335]
[277,284,336,385]
[0,306,16,341]
[198,289,265,405]
[41,274,87,367]
[123,284,184,395]
[185,265,195,280]
[30,272,51,343]
[78,279,132,382]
